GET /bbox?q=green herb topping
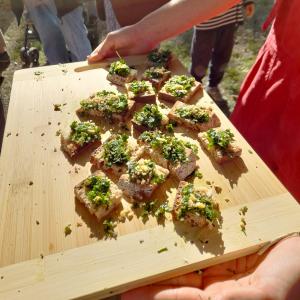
[109,59,130,77]
[127,159,166,185]
[70,121,101,146]
[148,49,171,66]
[133,104,163,129]
[139,131,197,164]
[178,184,219,222]
[176,106,209,123]
[103,134,130,167]
[84,175,111,207]
[128,80,151,95]
[80,90,128,115]
[206,129,234,149]
[164,75,195,98]
[144,66,167,79]
[103,219,117,238]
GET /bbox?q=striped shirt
[196,2,245,30]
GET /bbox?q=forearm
[135,0,240,47]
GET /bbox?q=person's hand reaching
[122,236,300,300]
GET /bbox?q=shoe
[0,51,10,74]
[206,86,223,102]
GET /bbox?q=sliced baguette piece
[90,135,144,176]
[60,121,101,158]
[158,76,202,103]
[74,170,122,221]
[142,66,171,90]
[198,130,242,164]
[118,159,169,202]
[147,49,173,68]
[172,181,219,228]
[125,81,156,104]
[168,101,221,131]
[106,68,137,87]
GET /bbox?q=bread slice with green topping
[90,134,144,176]
[125,80,156,103]
[158,75,202,103]
[118,159,169,202]
[74,171,122,221]
[142,66,171,90]
[172,181,219,228]
[168,101,220,132]
[147,49,172,68]
[132,104,169,133]
[138,131,198,180]
[61,120,101,158]
[106,59,137,87]
[198,128,242,164]
[77,90,135,122]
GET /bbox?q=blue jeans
[25,0,92,64]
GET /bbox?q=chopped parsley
[154,202,171,219]
[157,247,168,254]
[144,66,167,79]
[139,130,197,164]
[103,134,130,167]
[164,75,195,98]
[128,159,166,185]
[70,121,101,146]
[80,90,128,117]
[148,49,171,67]
[103,219,117,238]
[64,224,72,236]
[84,175,111,207]
[133,104,163,129]
[109,59,130,77]
[206,129,234,149]
[176,106,209,123]
[177,184,219,222]
[128,80,151,95]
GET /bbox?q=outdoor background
[0,0,273,127]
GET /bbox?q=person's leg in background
[24,0,69,64]
[190,27,216,83]
[59,6,92,61]
[207,23,237,101]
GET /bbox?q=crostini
[107,59,137,86]
[142,66,171,90]
[147,49,172,68]
[74,171,122,221]
[61,120,101,157]
[118,158,169,201]
[125,80,156,103]
[172,181,219,228]
[198,128,242,164]
[158,75,202,103]
[168,101,220,131]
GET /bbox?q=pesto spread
[148,49,171,67]
[144,66,167,80]
[177,183,219,222]
[84,175,111,207]
[176,105,209,123]
[164,75,195,98]
[109,59,130,77]
[80,90,128,116]
[128,80,151,95]
[70,121,101,146]
[139,131,197,164]
[133,104,163,129]
[206,129,234,149]
[127,159,166,185]
[103,134,130,167]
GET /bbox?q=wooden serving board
[0,55,299,299]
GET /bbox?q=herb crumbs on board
[64,224,72,236]
[157,247,168,254]
[53,104,62,111]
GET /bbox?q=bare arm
[88,0,240,62]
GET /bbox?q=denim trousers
[25,0,92,64]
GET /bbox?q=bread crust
[142,69,171,90]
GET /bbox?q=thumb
[122,286,208,300]
[87,35,115,63]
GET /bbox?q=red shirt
[231,0,300,201]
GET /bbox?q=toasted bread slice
[118,159,169,202]
[158,76,202,103]
[125,81,156,104]
[198,130,242,164]
[147,49,172,68]
[90,135,144,176]
[61,121,101,158]
[74,170,122,221]
[142,67,172,90]
[172,181,219,228]
[106,68,137,87]
[168,101,220,131]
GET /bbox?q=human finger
[212,286,266,300]
[88,34,116,63]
